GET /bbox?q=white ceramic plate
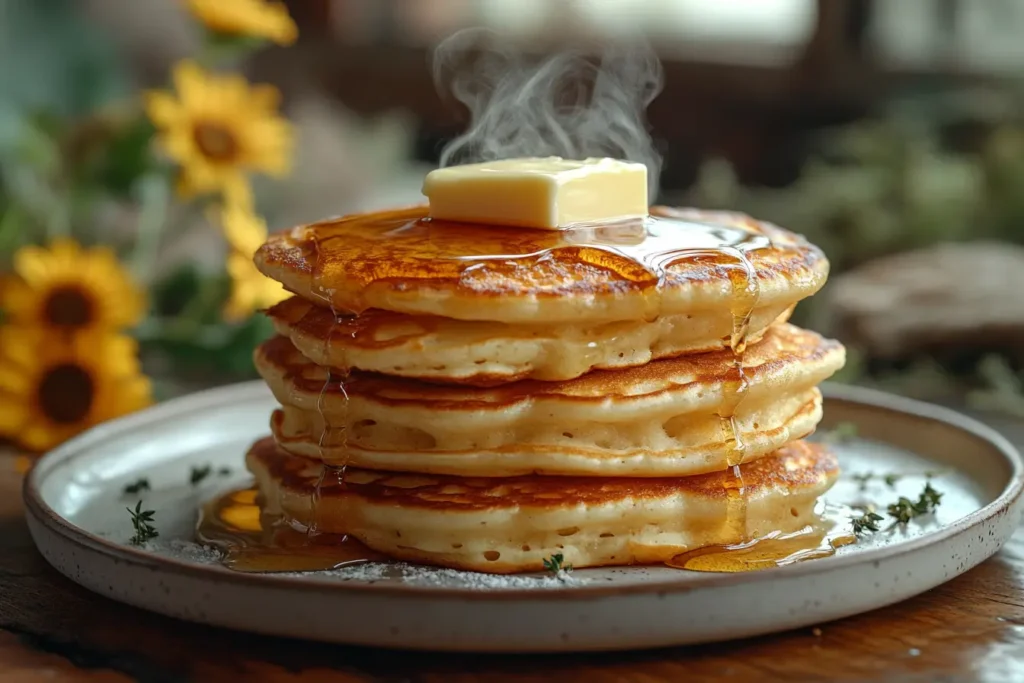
[24,382,1024,653]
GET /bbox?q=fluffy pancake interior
[254,324,844,475]
[270,388,822,476]
[247,438,839,573]
[267,295,795,385]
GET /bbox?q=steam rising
[433,29,664,201]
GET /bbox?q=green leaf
[94,117,156,196]
[150,265,206,318]
[138,310,274,382]
[217,315,275,378]
[203,30,269,57]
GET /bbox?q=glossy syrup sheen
[668,503,858,572]
[196,487,387,573]
[300,209,770,552]
[197,483,855,575]
[233,205,841,575]
[296,207,773,317]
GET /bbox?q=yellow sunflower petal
[247,84,282,112]
[147,59,294,198]
[20,420,62,453]
[73,331,141,375]
[224,251,287,321]
[223,177,255,211]
[0,361,31,395]
[144,91,183,127]
[13,244,56,285]
[49,238,83,266]
[187,0,298,46]
[0,329,151,451]
[221,203,268,256]
[172,60,211,108]
[5,239,144,333]
[0,391,29,433]
[0,327,45,368]
[0,276,38,322]
[108,375,154,418]
[80,249,146,329]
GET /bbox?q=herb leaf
[851,472,875,492]
[887,483,944,526]
[542,553,572,575]
[887,496,919,524]
[852,511,884,534]
[217,466,232,477]
[920,482,943,508]
[189,464,212,486]
[127,501,159,545]
[883,473,902,488]
[851,469,935,492]
[122,478,151,495]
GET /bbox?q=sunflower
[144,61,294,199]
[0,238,145,334]
[0,328,152,452]
[219,201,288,321]
[187,0,298,46]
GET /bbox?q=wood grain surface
[3,412,1024,682]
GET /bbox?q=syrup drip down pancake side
[255,206,828,324]
[267,296,795,385]
[246,438,839,574]
[254,324,845,476]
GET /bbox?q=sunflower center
[38,364,95,425]
[43,286,95,328]
[193,122,238,161]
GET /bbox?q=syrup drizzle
[196,487,386,573]
[667,503,858,573]
[717,255,762,549]
[309,232,354,538]
[202,206,846,576]
[302,210,768,553]
[301,207,771,317]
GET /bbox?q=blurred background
[2,0,1024,452]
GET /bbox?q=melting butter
[423,156,648,230]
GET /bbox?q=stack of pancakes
[248,205,845,573]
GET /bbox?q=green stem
[198,31,264,69]
[131,174,171,283]
[136,311,233,348]
[178,274,224,325]
[0,204,27,260]
[0,163,70,242]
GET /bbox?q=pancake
[255,205,828,325]
[246,437,839,573]
[267,296,795,385]
[270,389,821,477]
[254,323,845,476]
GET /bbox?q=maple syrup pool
[185,434,981,577]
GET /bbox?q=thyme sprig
[122,478,150,495]
[127,501,158,545]
[189,464,212,486]
[851,510,885,534]
[852,482,943,535]
[542,553,572,575]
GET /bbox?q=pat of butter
[422,157,648,230]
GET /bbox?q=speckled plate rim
[23,381,1024,600]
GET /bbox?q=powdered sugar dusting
[398,565,586,590]
[279,562,391,581]
[143,539,223,565]
[136,541,588,589]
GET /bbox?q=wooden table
[3,411,1024,682]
